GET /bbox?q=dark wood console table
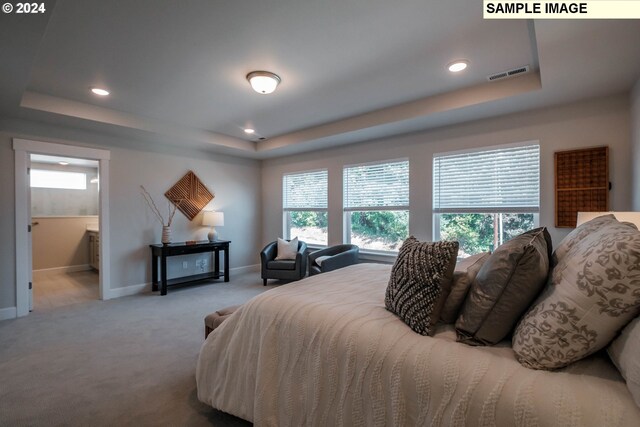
[149,240,230,295]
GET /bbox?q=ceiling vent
[487,65,530,82]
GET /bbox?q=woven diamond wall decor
[164,171,214,221]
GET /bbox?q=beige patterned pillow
[608,317,640,408]
[513,220,640,370]
[440,252,490,324]
[552,214,616,265]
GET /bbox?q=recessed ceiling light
[90,87,110,96]
[244,128,255,134]
[448,60,469,73]
[58,161,69,166]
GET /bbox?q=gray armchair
[261,240,308,286]
[308,244,359,276]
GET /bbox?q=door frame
[13,138,111,317]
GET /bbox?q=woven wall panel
[554,147,609,228]
[165,171,214,221]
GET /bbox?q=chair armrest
[320,248,359,273]
[296,241,308,275]
[260,241,278,263]
[309,246,335,264]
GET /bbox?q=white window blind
[433,144,540,213]
[283,170,328,210]
[344,160,409,210]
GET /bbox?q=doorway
[30,154,101,311]
[14,139,111,317]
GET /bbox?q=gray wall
[0,119,262,310]
[32,216,98,270]
[262,94,633,252]
[632,78,640,211]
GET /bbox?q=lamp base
[208,227,218,242]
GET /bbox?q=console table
[149,240,230,295]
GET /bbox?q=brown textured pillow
[456,227,552,345]
[385,237,458,336]
[513,220,640,370]
[552,214,616,265]
[440,252,490,324]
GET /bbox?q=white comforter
[196,263,640,426]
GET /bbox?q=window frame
[282,168,328,247]
[432,142,540,254]
[343,158,410,253]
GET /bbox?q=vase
[161,226,171,244]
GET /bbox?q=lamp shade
[202,211,224,227]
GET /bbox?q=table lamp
[202,211,224,241]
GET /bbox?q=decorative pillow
[440,252,490,324]
[275,237,298,260]
[513,220,640,370]
[385,237,458,336]
[456,227,552,345]
[552,213,616,265]
[608,317,640,408]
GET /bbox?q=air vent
[487,65,530,82]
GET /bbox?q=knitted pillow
[385,237,458,336]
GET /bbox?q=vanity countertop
[86,226,99,233]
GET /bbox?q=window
[30,169,87,190]
[433,143,540,257]
[343,159,409,252]
[283,169,328,246]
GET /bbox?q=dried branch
[140,185,166,226]
[167,199,183,227]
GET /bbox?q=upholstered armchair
[308,244,359,276]
[260,240,308,286]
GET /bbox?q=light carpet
[0,271,275,426]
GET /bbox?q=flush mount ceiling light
[90,87,110,96]
[447,60,469,73]
[244,128,255,134]
[58,161,69,166]
[246,71,281,94]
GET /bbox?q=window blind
[344,160,409,210]
[433,144,540,213]
[283,170,328,210]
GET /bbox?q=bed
[196,263,640,426]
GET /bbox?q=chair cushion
[275,237,298,260]
[267,260,296,270]
[385,237,458,336]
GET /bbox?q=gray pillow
[513,220,640,370]
[385,237,458,336]
[608,317,640,408]
[552,214,616,265]
[456,227,552,345]
[440,252,490,324]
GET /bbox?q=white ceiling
[1,0,639,158]
[31,154,98,167]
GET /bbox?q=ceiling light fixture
[244,128,255,134]
[246,71,281,94]
[90,87,110,96]
[58,161,69,166]
[448,60,469,73]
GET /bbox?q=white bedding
[196,263,640,426]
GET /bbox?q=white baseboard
[0,306,17,321]
[33,264,92,275]
[230,264,259,274]
[106,282,152,299]
[105,264,259,300]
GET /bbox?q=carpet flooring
[0,271,274,426]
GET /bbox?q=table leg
[224,246,229,282]
[161,254,168,296]
[214,249,220,278]
[151,253,158,292]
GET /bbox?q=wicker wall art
[165,171,214,221]
[554,146,609,228]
